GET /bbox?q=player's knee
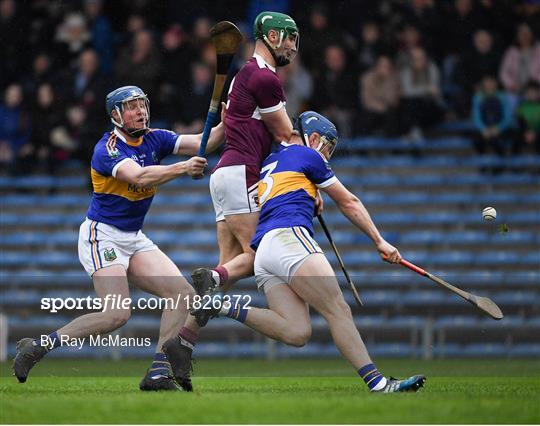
[161,280,195,301]
[107,309,131,328]
[284,325,311,347]
[182,281,196,300]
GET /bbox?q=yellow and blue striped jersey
[86,128,181,231]
[251,142,337,249]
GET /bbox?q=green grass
[1,359,539,424]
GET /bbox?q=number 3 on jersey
[259,161,278,205]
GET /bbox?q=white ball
[482,206,497,221]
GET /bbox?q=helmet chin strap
[124,127,149,138]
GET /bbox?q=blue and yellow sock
[149,352,170,378]
[358,363,387,391]
[221,303,248,323]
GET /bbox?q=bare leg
[180,214,258,339]
[216,220,243,265]
[219,212,259,290]
[290,254,373,369]
[56,265,131,338]
[128,249,195,353]
[242,283,311,347]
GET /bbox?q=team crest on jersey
[104,248,117,262]
[151,151,158,163]
[107,147,120,158]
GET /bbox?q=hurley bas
[40,334,151,350]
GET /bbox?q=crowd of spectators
[1,0,540,175]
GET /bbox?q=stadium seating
[1,137,538,360]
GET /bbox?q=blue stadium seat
[386,316,424,327]
[435,121,475,132]
[431,193,475,203]
[448,174,484,185]
[434,315,479,328]
[493,291,539,307]
[424,137,471,150]
[507,155,540,167]
[507,211,540,224]
[372,212,417,225]
[0,290,42,306]
[476,251,520,265]
[489,232,535,244]
[462,343,507,357]
[476,192,519,204]
[446,231,489,244]
[391,192,430,204]
[0,252,78,267]
[355,175,398,186]
[341,251,382,265]
[432,343,462,357]
[417,156,457,167]
[464,155,503,168]
[359,291,401,307]
[493,174,536,185]
[368,343,419,357]
[401,291,460,307]
[506,271,539,286]
[520,192,540,203]
[168,250,218,266]
[430,251,473,265]
[407,175,444,185]
[400,231,445,244]
[509,344,540,357]
[2,194,41,206]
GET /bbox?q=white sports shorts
[210,165,260,222]
[78,218,157,276]
[254,227,323,293]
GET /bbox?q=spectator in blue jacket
[0,83,31,173]
[471,75,513,157]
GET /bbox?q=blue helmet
[105,86,150,137]
[294,111,339,158]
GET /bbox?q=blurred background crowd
[1,0,540,176]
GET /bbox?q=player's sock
[358,363,387,391]
[212,266,228,287]
[148,352,170,378]
[178,327,198,349]
[220,303,248,323]
[33,331,62,351]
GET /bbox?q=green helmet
[253,11,299,66]
[253,11,298,45]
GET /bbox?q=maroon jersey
[215,54,286,177]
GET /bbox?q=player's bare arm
[116,156,207,186]
[260,107,293,142]
[322,180,401,263]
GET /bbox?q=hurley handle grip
[399,258,428,276]
[192,108,218,180]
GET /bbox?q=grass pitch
[1,358,539,424]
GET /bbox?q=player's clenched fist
[377,240,402,264]
[185,156,208,177]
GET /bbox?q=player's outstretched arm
[322,180,401,263]
[116,157,207,186]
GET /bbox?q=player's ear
[111,108,121,121]
[267,29,278,43]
